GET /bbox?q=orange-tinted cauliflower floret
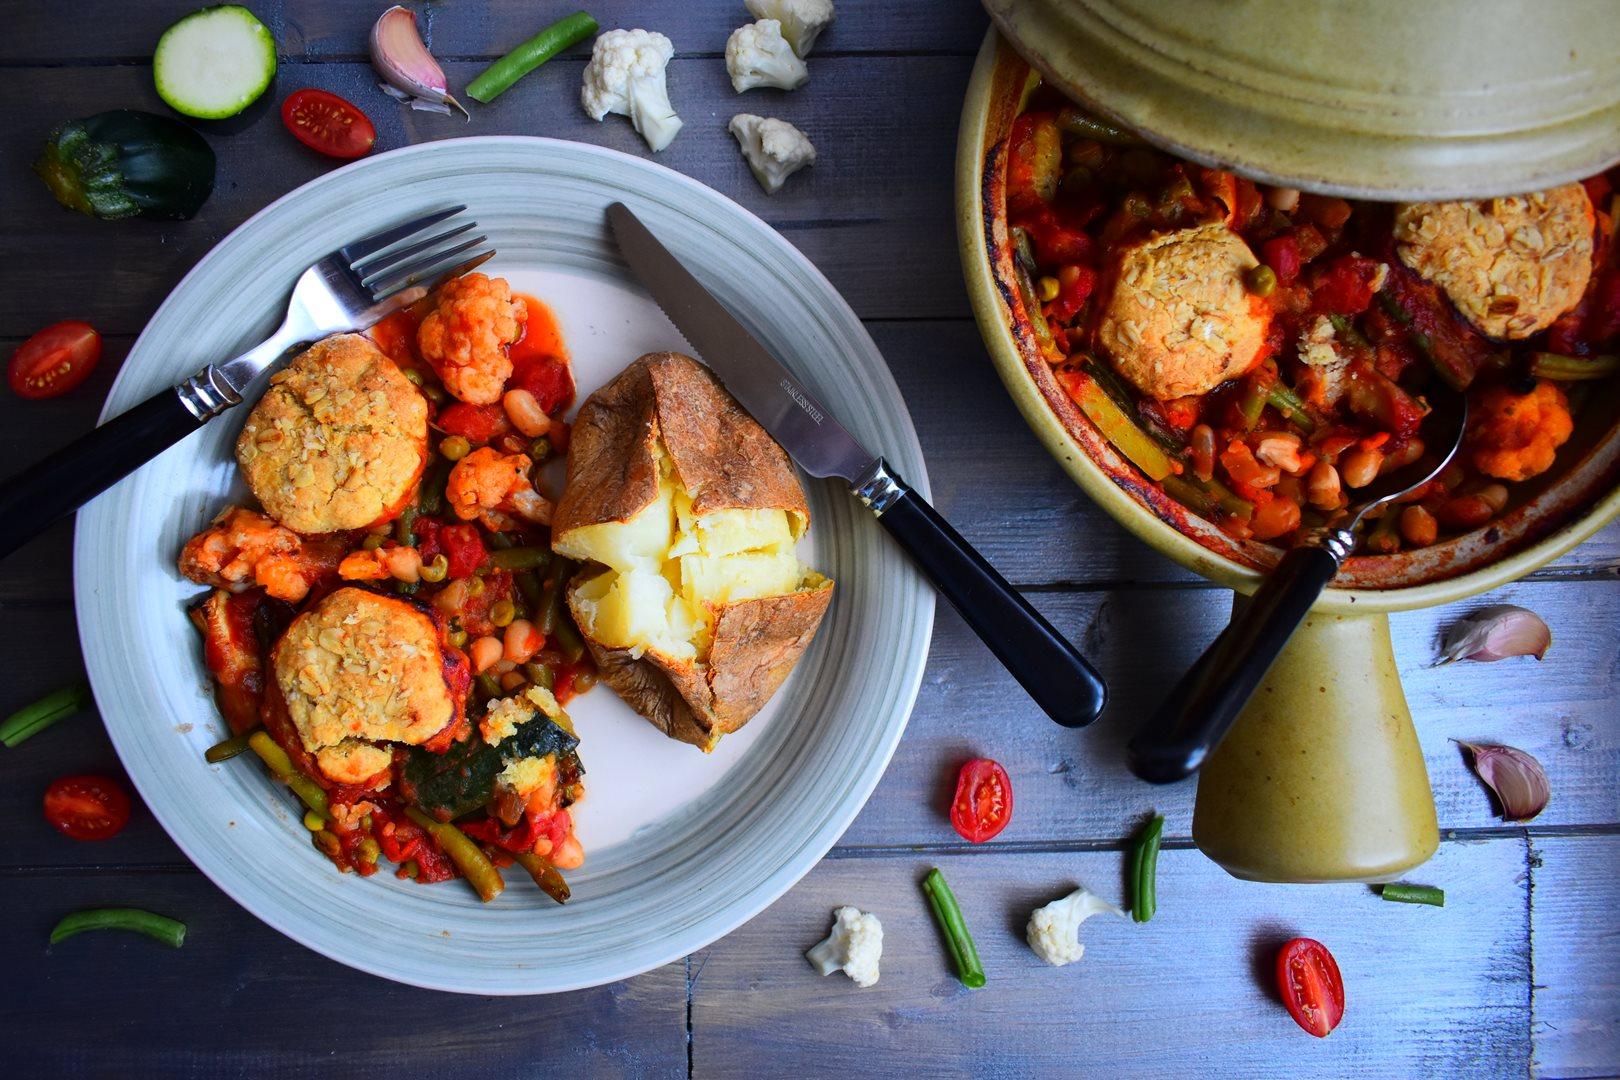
[447,447,553,531]
[178,506,341,602]
[1467,379,1574,482]
[416,273,523,405]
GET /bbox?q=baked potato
[552,352,833,751]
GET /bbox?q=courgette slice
[154,5,277,121]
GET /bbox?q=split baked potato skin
[553,352,833,751]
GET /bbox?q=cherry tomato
[509,355,576,416]
[1262,235,1302,285]
[42,774,131,841]
[1276,937,1346,1037]
[9,321,101,399]
[437,401,512,444]
[281,89,376,159]
[949,758,1013,843]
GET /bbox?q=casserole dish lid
[982,0,1620,200]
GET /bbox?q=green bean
[1130,814,1165,923]
[514,851,571,904]
[485,530,517,550]
[1266,381,1317,433]
[514,569,544,611]
[405,807,506,902]
[525,661,555,691]
[1183,474,1254,520]
[1378,883,1444,907]
[1236,378,1269,430]
[50,908,186,949]
[247,732,330,821]
[1010,242,1063,363]
[0,681,92,748]
[204,727,260,764]
[417,458,451,516]
[489,546,551,571]
[475,673,504,700]
[551,610,586,664]
[395,505,419,548]
[1529,352,1619,381]
[1327,313,1372,350]
[466,11,599,104]
[1160,474,1217,516]
[1055,105,1145,145]
[921,867,985,988]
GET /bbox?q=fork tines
[341,206,494,303]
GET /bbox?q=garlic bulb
[371,5,468,119]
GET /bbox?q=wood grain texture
[690,839,1531,1077]
[1531,836,1620,1078]
[0,870,688,1079]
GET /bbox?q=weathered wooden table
[2,3,1616,1076]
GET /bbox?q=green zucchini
[34,110,216,220]
[402,710,582,821]
[154,6,277,120]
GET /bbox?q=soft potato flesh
[565,441,812,662]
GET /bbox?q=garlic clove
[1457,742,1550,821]
[371,5,470,120]
[1438,604,1551,664]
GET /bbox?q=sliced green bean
[1266,382,1317,433]
[514,568,544,611]
[1131,814,1165,923]
[247,732,330,821]
[0,681,93,748]
[1055,106,1145,145]
[417,458,452,515]
[921,867,985,988]
[466,11,599,104]
[405,807,506,902]
[475,672,504,700]
[51,908,186,949]
[204,727,260,764]
[395,505,419,548]
[1529,352,1618,382]
[1378,883,1444,907]
[514,851,571,904]
[551,610,586,664]
[489,546,551,571]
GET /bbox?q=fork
[0,206,494,560]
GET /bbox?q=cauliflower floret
[745,0,835,57]
[729,114,816,195]
[178,506,338,603]
[1025,886,1123,967]
[416,273,522,405]
[806,906,882,987]
[1467,379,1574,482]
[581,28,683,153]
[726,20,809,93]
[447,446,554,532]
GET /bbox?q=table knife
[607,203,1107,728]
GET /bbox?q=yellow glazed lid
[982,0,1620,200]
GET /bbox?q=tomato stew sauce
[1008,90,1620,554]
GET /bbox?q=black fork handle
[0,388,203,559]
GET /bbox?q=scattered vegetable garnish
[949,758,1013,844]
[729,114,816,194]
[806,906,883,987]
[42,774,131,841]
[744,0,835,58]
[1378,883,1445,907]
[50,908,186,949]
[1129,814,1164,923]
[371,5,469,119]
[0,681,92,747]
[580,29,683,153]
[280,88,377,159]
[1457,741,1550,821]
[922,867,984,988]
[153,5,277,121]
[1026,885,1123,966]
[8,321,102,400]
[466,11,599,104]
[1276,937,1345,1037]
[726,19,809,93]
[1439,605,1551,664]
[34,110,216,220]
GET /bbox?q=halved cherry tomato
[949,758,1013,843]
[281,89,376,159]
[9,321,101,399]
[43,774,131,841]
[436,401,513,444]
[1276,937,1346,1037]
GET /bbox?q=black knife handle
[867,471,1106,728]
[1126,543,1341,783]
[0,387,204,560]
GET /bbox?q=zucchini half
[34,110,216,221]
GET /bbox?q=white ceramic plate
[73,137,933,994]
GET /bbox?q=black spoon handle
[0,388,203,559]
[869,469,1107,728]
[1127,544,1341,783]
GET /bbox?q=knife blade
[606,202,1108,729]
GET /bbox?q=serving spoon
[1128,391,1470,784]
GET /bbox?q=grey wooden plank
[0,868,688,1079]
[0,52,972,334]
[1531,835,1620,1078]
[690,839,1531,1077]
[1,569,1616,868]
[2,0,987,61]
